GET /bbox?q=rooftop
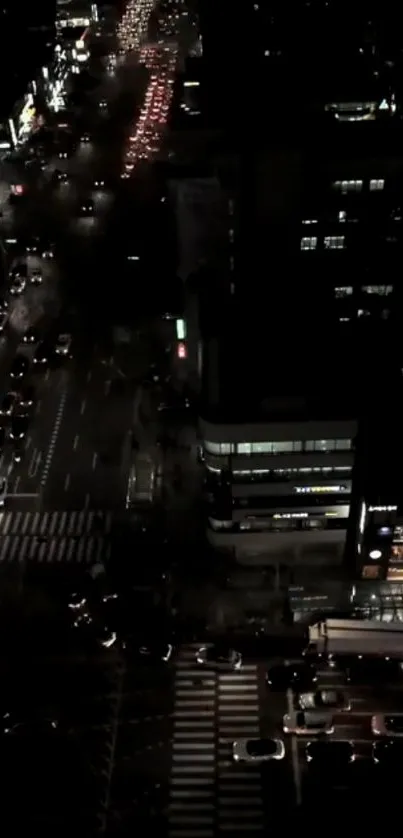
[200,299,365,425]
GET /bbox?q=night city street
[2,0,403,835]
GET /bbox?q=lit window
[301,237,317,250]
[369,179,384,191]
[333,180,363,194]
[237,443,252,454]
[338,211,347,222]
[304,439,352,452]
[302,219,318,225]
[324,236,345,250]
[362,285,393,296]
[334,286,353,297]
[294,485,347,494]
[357,309,370,317]
[204,442,233,455]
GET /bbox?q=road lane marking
[25,435,31,450]
[73,434,79,450]
[28,449,39,478]
[80,399,86,415]
[85,493,90,508]
[13,476,20,493]
[92,452,98,470]
[40,389,67,489]
[287,688,302,806]
[87,370,92,382]
[64,473,70,491]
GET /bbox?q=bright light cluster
[116,0,155,54]
[121,45,176,174]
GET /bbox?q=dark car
[305,740,356,770]
[10,355,29,380]
[22,328,38,345]
[33,342,51,367]
[266,662,318,691]
[0,392,17,416]
[196,643,242,671]
[19,385,35,409]
[342,656,403,684]
[0,426,6,450]
[9,414,29,441]
[126,639,173,663]
[79,199,94,216]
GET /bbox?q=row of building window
[204,440,353,456]
[230,466,352,482]
[208,517,348,533]
[301,236,345,250]
[333,179,385,194]
[334,285,393,298]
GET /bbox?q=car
[93,178,105,188]
[0,392,17,416]
[57,149,68,159]
[10,355,29,380]
[55,170,68,183]
[0,299,8,314]
[283,710,334,735]
[54,333,71,356]
[9,276,26,296]
[0,312,8,334]
[0,477,7,506]
[266,662,318,691]
[233,738,285,763]
[79,199,94,216]
[305,740,356,769]
[25,237,40,254]
[298,689,351,712]
[372,739,403,766]
[22,328,38,345]
[99,100,107,110]
[196,644,242,671]
[0,426,6,451]
[41,244,54,260]
[372,713,403,737]
[33,342,50,367]
[127,640,173,663]
[30,269,42,285]
[342,656,403,684]
[81,132,91,143]
[19,385,35,409]
[9,413,29,441]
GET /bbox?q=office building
[0,0,56,120]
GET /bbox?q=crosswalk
[169,643,264,838]
[0,510,112,564]
[0,510,112,537]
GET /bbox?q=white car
[283,711,334,735]
[372,714,403,737]
[55,333,71,356]
[0,312,8,333]
[94,179,105,188]
[0,477,7,506]
[233,738,285,763]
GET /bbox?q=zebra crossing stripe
[0,510,112,537]
[0,510,113,563]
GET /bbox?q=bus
[304,618,403,664]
